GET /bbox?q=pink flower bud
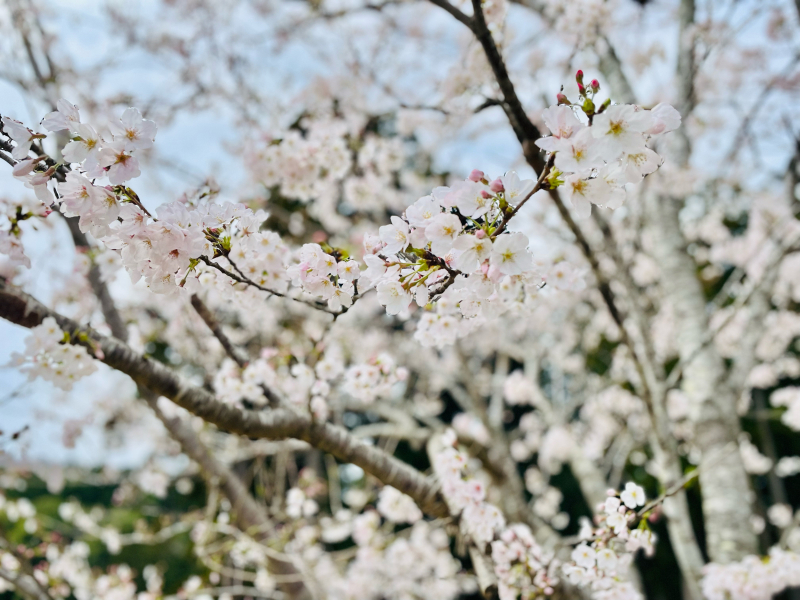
[575,69,584,84]
[94,348,105,360]
[475,229,486,239]
[480,190,491,199]
[577,83,585,95]
[261,348,279,359]
[489,178,504,193]
[487,264,503,282]
[591,79,600,91]
[556,93,570,105]
[468,169,484,182]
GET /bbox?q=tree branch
[426,0,475,30]
[0,278,448,519]
[190,294,249,368]
[197,256,345,316]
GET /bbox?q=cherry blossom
[41,98,82,133]
[591,104,653,158]
[376,280,412,315]
[0,7,792,599]
[62,123,102,164]
[108,107,157,151]
[491,232,533,275]
[2,117,38,160]
[10,317,98,391]
[97,142,141,184]
[379,215,411,254]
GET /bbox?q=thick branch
[645,0,757,564]
[0,279,448,518]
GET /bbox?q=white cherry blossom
[376,280,412,315]
[425,213,462,256]
[452,232,492,271]
[2,117,36,160]
[620,482,646,509]
[62,124,102,164]
[591,104,653,158]
[491,232,532,275]
[109,107,158,151]
[379,216,411,254]
[41,99,81,133]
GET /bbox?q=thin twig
[636,442,738,519]
[197,255,340,315]
[492,153,555,237]
[190,294,249,368]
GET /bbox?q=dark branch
[426,0,475,30]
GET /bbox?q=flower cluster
[251,122,352,202]
[287,243,361,311]
[362,78,678,346]
[491,525,560,600]
[10,317,98,391]
[376,486,423,524]
[3,102,254,297]
[45,99,156,184]
[363,170,550,344]
[0,194,50,269]
[213,357,278,407]
[213,347,407,421]
[341,354,408,404]
[433,430,506,546]
[286,487,320,519]
[537,72,680,218]
[110,201,243,295]
[248,116,411,233]
[433,431,560,599]
[701,548,800,600]
[3,100,156,214]
[562,484,653,600]
[1,492,159,600]
[313,520,463,600]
